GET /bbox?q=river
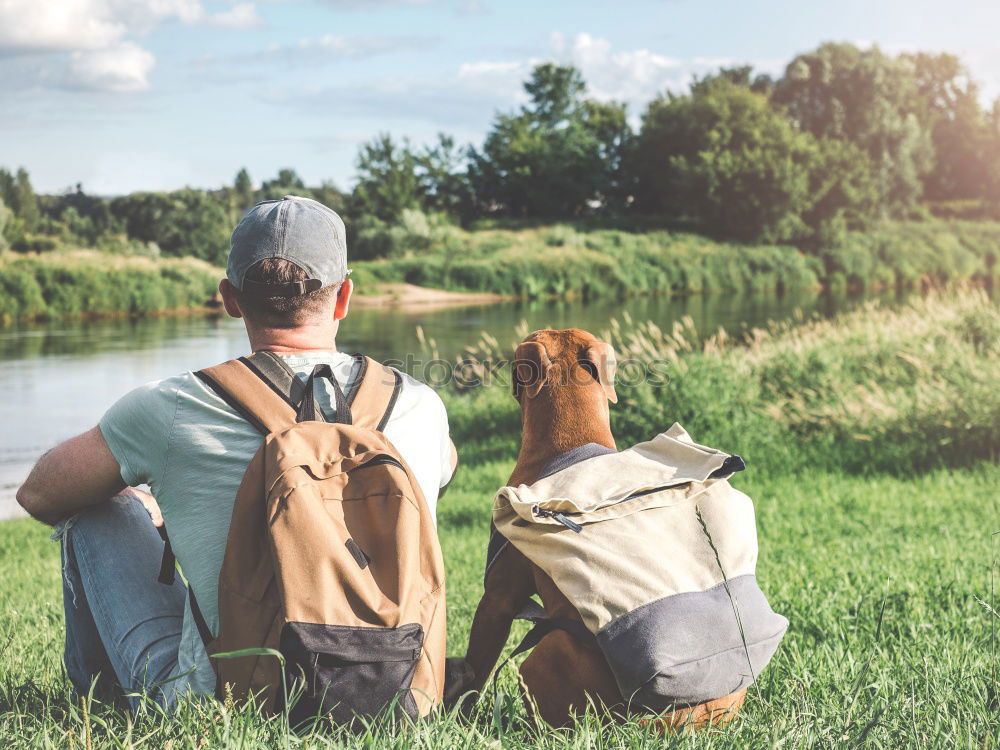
[0,288,902,520]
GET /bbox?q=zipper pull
[552,513,583,533]
[532,505,583,533]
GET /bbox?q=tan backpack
[490,424,786,712]
[170,351,446,725]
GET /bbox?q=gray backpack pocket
[596,575,788,710]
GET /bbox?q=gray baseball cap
[227,195,349,297]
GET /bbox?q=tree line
[2,42,998,266]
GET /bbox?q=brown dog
[456,328,745,728]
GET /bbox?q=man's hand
[16,426,126,526]
[122,487,163,528]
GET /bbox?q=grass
[1,291,998,747]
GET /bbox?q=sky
[2,0,999,196]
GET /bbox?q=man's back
[100,349,452,696]
[17,196,456,712]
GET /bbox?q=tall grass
[444,289,1000,476]
[0,250,220,324]
[352,220,999,300]
[0,290,997,747]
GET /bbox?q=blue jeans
[55,493,187,710]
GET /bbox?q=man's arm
[16,426,126,526]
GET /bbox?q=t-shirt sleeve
[99,378,181,488]
[434,390,454,488]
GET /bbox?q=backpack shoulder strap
[195,358,298,435]
[240,350,307,407]
[348,355,403,432]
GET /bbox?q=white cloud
[0,0,261,92]
[450,33,786,117]
[69,41,155,92]
[204,2,262,29]
[277,33,426,60]
[567,32,684,104]
[262,31,791,144]
[192,33,434,75]
[457,59,526,79]
[0,0,125,53]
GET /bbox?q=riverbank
[2,220,997,325]
[1,292,996,746]
[351,219,1000,299]
[0,251,510,325]
[0,250,220,325]
[350,282,510,309]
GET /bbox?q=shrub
[0,250,220,323]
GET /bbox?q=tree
[258,168,309,201]
[470,63,633,217]
[693,65,774,96]
[523,63,586,126]
[14,168,39,229]
[416,134,474,220]
[266,168,305,190]
[351,134,423,222]
[0,169,27,246]
[772,43,934,216]
[310,181,347,215]
[907,52,992,202]
[0,167,39,231]
[233,168,254,207]
[580,99,633,209]
[37,185,115,245]
[985,99,1000,208]
[634,77,876,244]
[0,197,9,251]
[110,189,230,264]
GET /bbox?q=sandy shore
[351,283,510,310]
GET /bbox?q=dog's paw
[443,657,476,709]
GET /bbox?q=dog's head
[511,328,617,405]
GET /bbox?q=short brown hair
[234,258,340,329]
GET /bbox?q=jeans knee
[54,493,145,541]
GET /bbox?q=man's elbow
[15,481,39,515]
[16,479,53,523]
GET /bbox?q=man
[16,195,457,708]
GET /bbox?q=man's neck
[245,321,340,353]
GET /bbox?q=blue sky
[2,0,999,195]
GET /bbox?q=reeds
[442,289,1000,476]
[353,219,999,301]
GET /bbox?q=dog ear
[512,341,552,399]
[581,341,618,403]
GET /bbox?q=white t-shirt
[98,350,453,699]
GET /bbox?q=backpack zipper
[529,480,694,532]
[531,506,584,533]
[350,454,404,472]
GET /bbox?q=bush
[0,250,220,324]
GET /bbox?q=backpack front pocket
[280,621,424,727]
